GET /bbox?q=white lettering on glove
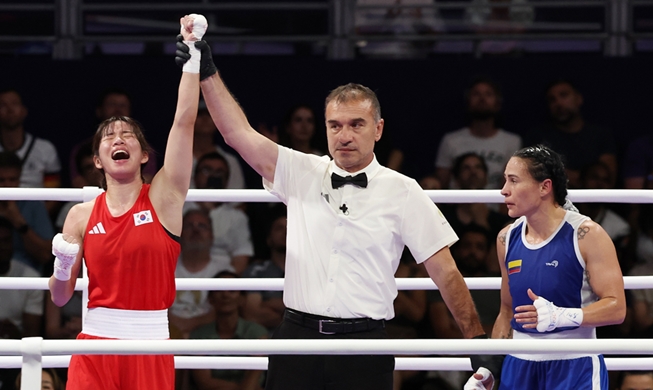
[533,296,583,332]
[464,367,493,390]
[52,233,80,281]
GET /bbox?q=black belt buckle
[318,319,337,334]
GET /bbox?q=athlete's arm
[48,202,89,307]
[150,18,201,236]
[492,226,514,340]
[200,69,279,184]
[576,220,626,326]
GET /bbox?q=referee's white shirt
[264,145,458,320]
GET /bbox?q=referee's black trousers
[265,310,394,390]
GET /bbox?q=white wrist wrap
[181,13,207,74]
[464,367,493,390]
[533,296,583,332]
[52,233,79,281]
[182,43,201,74]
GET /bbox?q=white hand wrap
[533,296,583,332]
[181,14,208,74]
[464,367,493,390]
[52,233,80,281]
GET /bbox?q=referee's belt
[284,308,385,335]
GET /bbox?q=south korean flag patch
[133,210,153,226]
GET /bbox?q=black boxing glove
[469,334,505,381]
[194,40,218,81]
[174,34,191,68]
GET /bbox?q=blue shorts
[499,354,608,390]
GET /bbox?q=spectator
[627,259,653,337]
[242,211,287,333]
[278,104,326,156]
[0,151,54,273]
[68,87,158,187]
[0,216,43,339]
[434,77,521,189]
[190,270,267,390]
[524,79,617,188]
[577,161,631,271]
[439,152,512,275]
[430,224,499,338]
[186,152,254,274]
[0,87,62,218]
[192,100,246,191]
[615,371,653,390]
[169,209,223,340]
[0,88,61,189]
[15,368,65,390]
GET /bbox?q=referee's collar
[328,155,381,184]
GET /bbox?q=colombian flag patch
[508,260,522,275]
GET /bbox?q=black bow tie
[331,172,368,189]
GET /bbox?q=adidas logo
[88,222,106,235]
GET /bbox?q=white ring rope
[0,187,650,203]
[2,339,653,356]
[1,355,652,371]
[2,276,653,291]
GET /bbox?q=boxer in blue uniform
[465,145,626,390]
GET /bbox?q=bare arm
[200,73,278,183]
[491,227,514,340]
[48,202,89,307]
[423,246,484,338]
[577,221,627,326]
[150,71,200,236]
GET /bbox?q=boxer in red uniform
[48,15,204,390]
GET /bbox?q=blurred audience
[189,271,267,390]
[68,87,158,187]
[434,77,521,189]
[15,368,65,390]
[192,101,246,191]
[0,152,54,274]
[524,79,617,188]
[185,152,254,274]
[169,210,223,340]
[242,210,287,334]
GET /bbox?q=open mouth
[112,150,130,161]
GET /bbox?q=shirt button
[338,222,343,226]
[326,308,331,312]
[329,278,334,282]
[333,249,338,254]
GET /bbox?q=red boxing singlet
[83,184,180,310]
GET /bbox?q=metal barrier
[2,0,653,58]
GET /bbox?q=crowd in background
[0,74,652,390]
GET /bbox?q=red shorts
[66,333,174,390]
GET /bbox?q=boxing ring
[1,187,652,390]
